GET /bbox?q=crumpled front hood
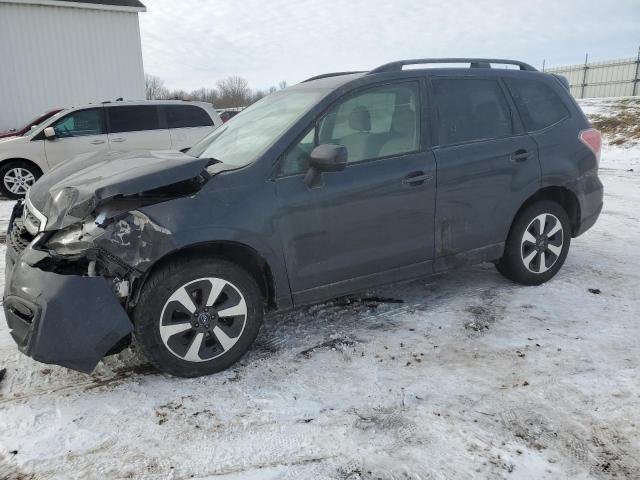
[28,150,212,231]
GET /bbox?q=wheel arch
[0,157,44,176]
[130,241,278,311]
[513,186,581,237]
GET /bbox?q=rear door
[43,107,108,167]
[165,104,216,150]
[106,105,172,151]
[275,81,436,303]
[431,77,540,266]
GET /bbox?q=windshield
[188,89,326,167]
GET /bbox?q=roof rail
[368,58,538,74]
[303,71,366,83]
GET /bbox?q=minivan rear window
[108,106,161,133]
[433,78,513,146]
[505,78,570,131]
[166,105,214,128]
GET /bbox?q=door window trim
[274,78,428,179]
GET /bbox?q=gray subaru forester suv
[4,58,603,377]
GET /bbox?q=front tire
[133,256,263,377]
[0,160,42,199]
[496,200,571,286]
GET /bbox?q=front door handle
[90,139,105,145]
[511,149,530,162]
[402,171,433,186]
[111,137,126,143]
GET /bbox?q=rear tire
[133,256,263,377]
[496,200,571,286]
[0,160,42,199]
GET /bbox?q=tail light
[579,128,602,164]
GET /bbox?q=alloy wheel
[4,167,36,195]
[159,277,248,362]
[520,213,564,274]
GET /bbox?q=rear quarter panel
[528,80,602,233]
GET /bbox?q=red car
[0,109,62,139]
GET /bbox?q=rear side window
[108,106,161,133]
[166,105,214,128]
[505,78,570,131]
[433,78,513,146]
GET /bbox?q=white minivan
[0,100,222,198]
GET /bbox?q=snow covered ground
[0,98,639,480]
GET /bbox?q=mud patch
[252,334,287,358]
[336,296,404,308]
[464,305,501,332]
[299,338,356,358]
[86,363,158,390]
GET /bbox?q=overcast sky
[139,0,640,92]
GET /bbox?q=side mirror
[43,127,56,140]
[304,144,348,188]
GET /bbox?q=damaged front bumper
[3,204,133,373]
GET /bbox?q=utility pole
[581,53,589,99]
[542,59,546,72]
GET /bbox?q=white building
[0,0,146,131]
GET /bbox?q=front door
[44,107,109,167]
[275,81,436,304]
[430,77,540,264]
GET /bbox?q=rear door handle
[511,149,530,162]
[111,137,126,143]
[402,171,433,185]
[90,139,105,145]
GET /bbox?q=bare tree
[216,76,251,108]
[165,89,191,100]
[145,73,168,100]
[145,73,288,107]
[190,87,218,104]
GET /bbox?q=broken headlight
[45,218,105,256]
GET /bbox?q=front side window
[505,78,570,131]
[166,105,214,128]
[433,78,513,146]
[108,106,161,133]
[52,108,105,138]
[282,82,421,175]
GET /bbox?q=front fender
[94,211,292,309]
